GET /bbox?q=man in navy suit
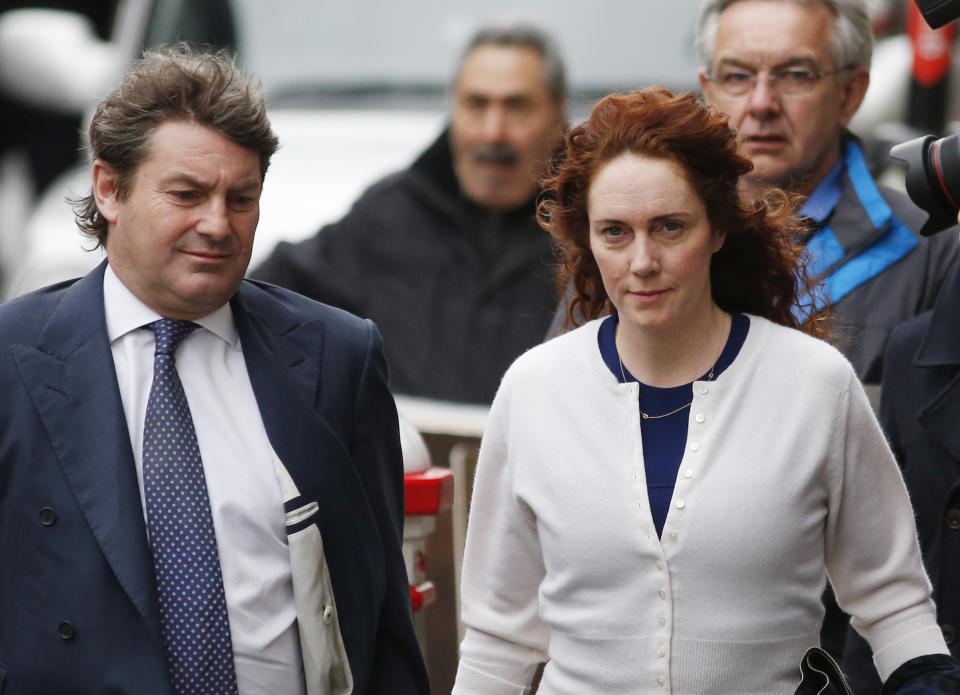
[0,45,428,694]
[841,202,960,690]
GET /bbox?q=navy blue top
[598,313,750,536]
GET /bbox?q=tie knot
[148,319,199,355]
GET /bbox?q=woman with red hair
[452,88,957,693]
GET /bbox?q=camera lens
[890,133,960,235]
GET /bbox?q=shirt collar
[103,263,239,348]
[799,159,846,224]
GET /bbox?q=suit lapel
[231,282,380,545]
[231,284,352,492]
[11,262,161,636]
[915,262,960,464]
[918,375,960,465]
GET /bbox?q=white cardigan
[453,315,947,695]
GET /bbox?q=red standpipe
[908,0,957,134]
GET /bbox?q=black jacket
[842,258,960,692]
[252,130,558,404]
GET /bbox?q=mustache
[473,143,519,166]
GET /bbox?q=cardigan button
[322,605,335,625]
[943,624,957,645]
[946,508,960,530]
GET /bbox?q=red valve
[404,467,455,516]
[409,581,437,611]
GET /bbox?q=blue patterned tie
[142,319,239,694]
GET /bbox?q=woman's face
[587,152,725,337]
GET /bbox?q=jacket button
[39,507,57,526]
[58,621,76,640]
[946,509,960,530]
[943,624,957,645]
[322,605,334,625]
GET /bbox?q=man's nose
[746,74,782,118]
[481,106,509,142]
[196,197,231,239]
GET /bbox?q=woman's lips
[628,289,669,304]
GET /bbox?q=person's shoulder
[354,168,412,202]
[316,164,441,240]
[238,279,372,336]
[878,182,959,255]
[884,309,931,363]
[0,277,81,341]
[487,320,602,412]
[505,319,599,380]
[349,136,449,210]
[877,183,928,234]
[748,315,855,381]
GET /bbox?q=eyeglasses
[704,65,854,96]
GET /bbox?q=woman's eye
[660,220,684,233]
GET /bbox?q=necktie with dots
[142,319,239,694]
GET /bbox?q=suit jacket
[0,261,429,695]
[842,257,960,693]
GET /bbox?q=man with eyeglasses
[696,0,959,684]
[697,0,957,391]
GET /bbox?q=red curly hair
[538,88,823,335]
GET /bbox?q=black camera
[916,0,960,29]
[890,134,960,235]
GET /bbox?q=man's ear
[91,159,121,225]
[838,66,870,128]
[698,68,713,100]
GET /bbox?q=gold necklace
[618,354,717,420]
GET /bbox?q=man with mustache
[696,0,957,390]
[253,24,567,404]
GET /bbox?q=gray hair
[695,0,873,73]
[453,23,568,103]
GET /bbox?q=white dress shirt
[104,265,307,695]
